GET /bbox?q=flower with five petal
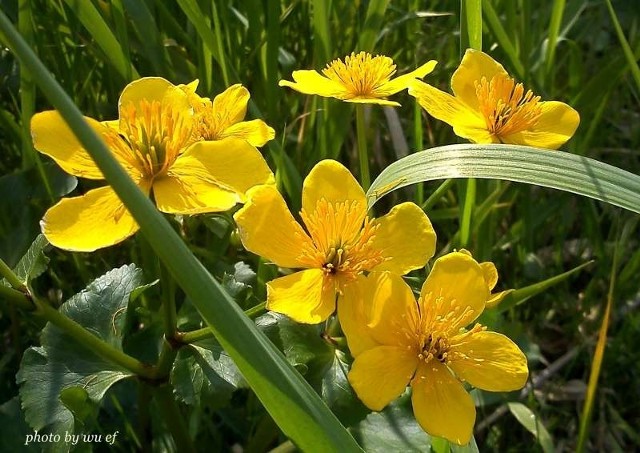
[233,159,437,323]
[409,49,579,149]
[181,81,275,147]
[32,77,274,251]
[279,51,437,106]
[340,252,528,445]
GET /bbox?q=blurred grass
[1,0,639,451]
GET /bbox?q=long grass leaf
[0,11,362,452]
[358,0,390,52]
[62,0,138,80]
[481,0,524,79]
[366,144,640,215]
[604,0,640,92]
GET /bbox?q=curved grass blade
[366,144,640,215]
[0,11,361,452]
[63,0,138,80]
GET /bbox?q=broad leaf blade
[16,265,145,449]
[367,144,640,215]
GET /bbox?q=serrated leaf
[366,144,640,214]
[16,264,145,450]
[172,338,244,407]
[0,397,39,452]
[8,234,49,286]
[350,394,431,452]
[508,402,554,453]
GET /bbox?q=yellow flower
[279,51,437,106]
[180,81,275,147]
[409,49,580,149]
[32,77,274,252]
[340,252,528,445]
[233,160,437,323]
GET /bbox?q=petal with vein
[279,70,345,98]
[451,49,509,110]
[503,101,580,149]
[371,202,436,274]
[41,186,142,252]
[337,276,379,357]
[212,84,250,129]
[233,185,313,269]
[349,345,418,411]
[301,160,366,215]
[220,119,275,147]
[379,60,438,96]
[411,361,475,446]
[267,269,336,324]
[448,331,529,392]
[419,252,488,332]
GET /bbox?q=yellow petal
[451,49,509,110]
[409,81,489,142]
[345,97,401,107]
[348,345,418,411]
[211,84,250,129]
[378,60,438,96]
[302,160,366,215]
[371,202,436,274]
[118,77,175,108]
[279,70,345,98]
[152,173,239,214]
[267,269,336,324]
[31,111,106,179]
[170,138,274,199]
[41,186,142,252]
[364,272,420,348]
[448,331,529,392]
[480,261,498,291]
[337,276,380,357]
[219,119,276,147]
[419,252,488,332]
[411,361,475,446]
[502,101,580,149]
[233,185,313,269]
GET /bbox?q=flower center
[297,198,384,280]
[475,74,542,139]
[322,52,396,98]
[418,333,450,364]
[114,100,194,179]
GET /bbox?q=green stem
[0,284,33,310]
[178,302,267,344]
[154,384,196,453]
[459,179,476,248]
[160,264,178,341]
[355,105,370,190]
[422,179,455,211]
[0,257,26,291]
[34,297,154,379]
[413,101,424,205]
[152,339,178,379]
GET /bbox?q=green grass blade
[366,144,640,215]
[544,0,566,82]
[176,0,229,86]
[460,0,482,52]
[604,0,640,92]
[482,0,524,79]
[576,218,629,452]
[358,0,390,52]
[496,260,594,313]
[0,11,361,452]
[62,0,138,80]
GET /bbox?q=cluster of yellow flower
[32,48,580,445]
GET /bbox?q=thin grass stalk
[356,105,370,190]
[0,11,361,451]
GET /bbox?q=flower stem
[0,284,34,311]
[154,384,196,453]
[34,297,155,379]
[178,302,267,344]
[459,178,476,248]
[160,263,178,341]
[355,105,370,190]
[0,257,26,291]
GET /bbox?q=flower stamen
[475,74,543,140]
[322,52,396,99]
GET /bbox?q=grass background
[1,0,640,451]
